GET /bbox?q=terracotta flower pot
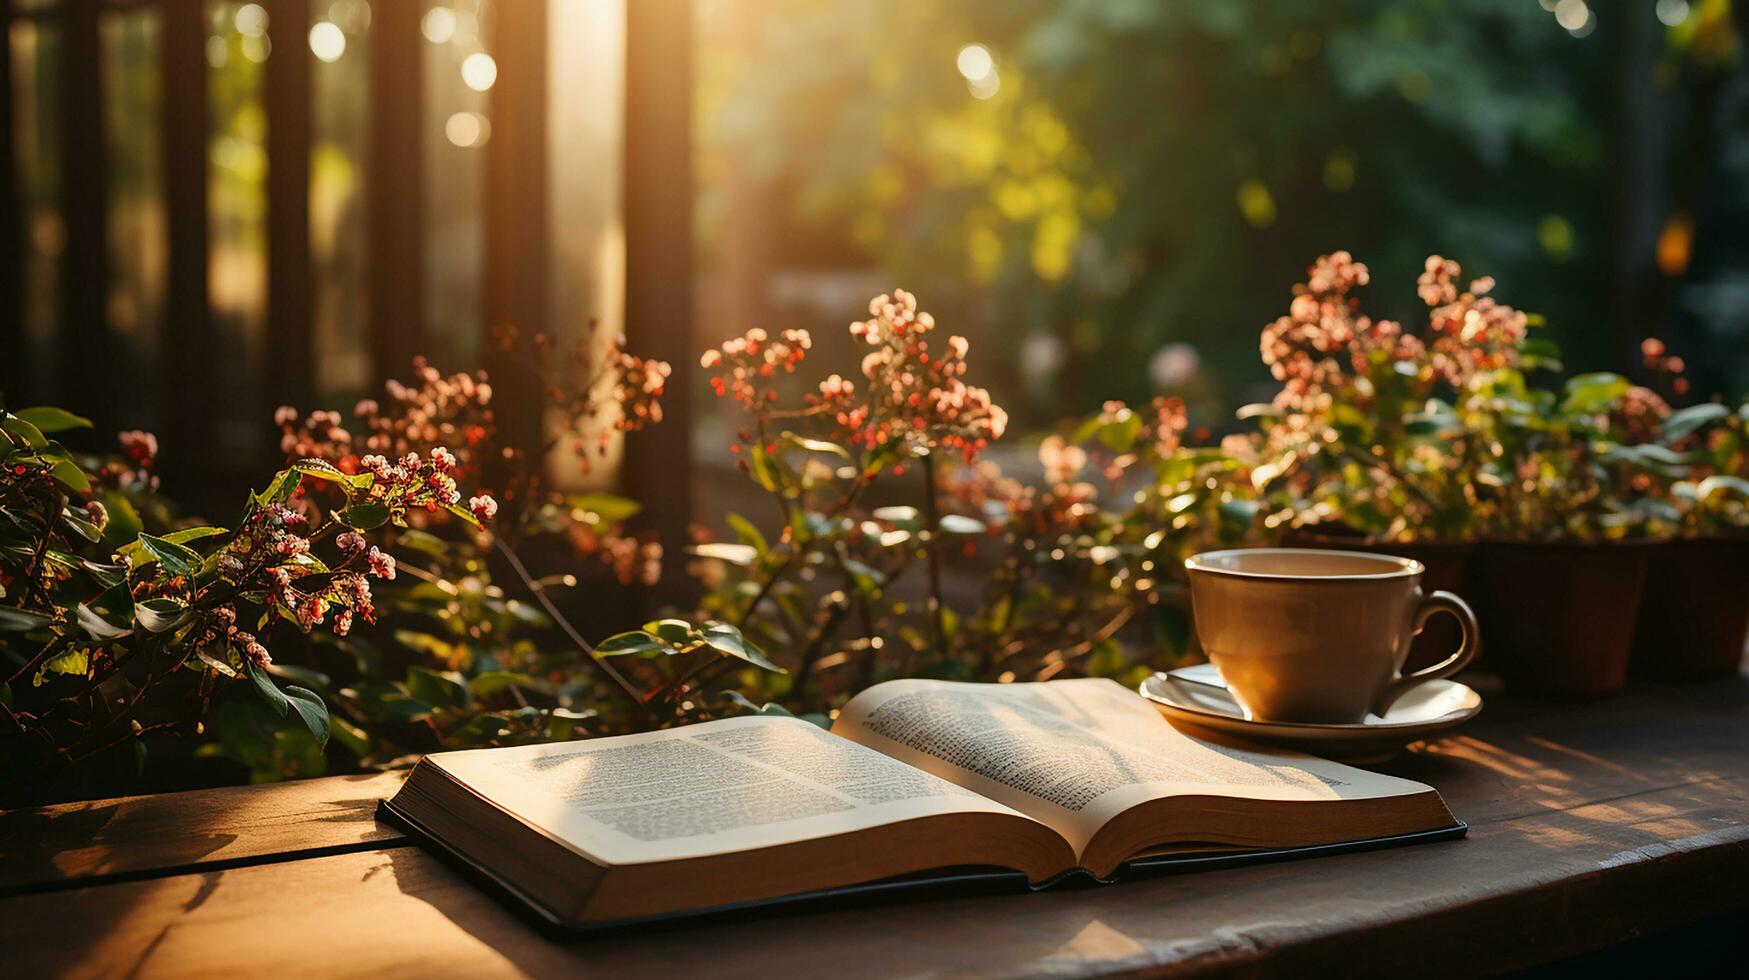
[1631,537,1749,680]
[1468,540,1657,696]
[1280,532,1471,673]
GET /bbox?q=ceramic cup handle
[1373,590,1480,716]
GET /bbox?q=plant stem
[920,452,947,658]
[791,599,851,700]
[4,631,71,691]
[492,536,656,720]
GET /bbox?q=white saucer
[1138,663,1483,763]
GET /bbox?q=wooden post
[58,0,114,425]
[482,0,547,483]
[623,0,695,604]
[367,0,422,384]
[160,0,212,489]
[264,0,312,420]
[0,0,22,401]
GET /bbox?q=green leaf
[699,622,785,673]
[719,691,798,718]
[135,597,193,634]
[725,513,770,555]
[442,502,484,529]
[197,647,239,678]
[247,658,291,718]
[842,558,885,594]
[1560,373,1631,415]
[468,671,535,698]
[284,686,331,746]
[266,663,331,688]
[595,630,667,657]
[291,458,373,491]
[60,506,103,543]
[13,406,92,433]
[117,525,229,566]
[33,648,89,686]
[255,468,301,509]
[778,432,851,458]
[405,666,470,711]
[1,415,47,448]
[746,443,788,495]
[340,501,390,531]
[329,715,370,757]
[77,599,133,641]
[48,458,90,492]
[1698,475,1749,501]
[1662,403,1731,442]
[1518,337,1564,372]
[568,492,641,522]
[689,542,759,565]
[644,618,695,643]
[0,606,54,632]
[1218,499,1262,526]
[137,533,203,578]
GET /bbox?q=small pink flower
[276,536,310,558]
[337,531,366,555]
[430,446,457,471]
[469,494,499,522]
[118,430,159,466]
[366,546,397,581]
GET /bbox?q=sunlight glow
[462,52,498,92]
[310,21,346,63]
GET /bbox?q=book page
[833,677,1434,858]
[429,715,1032,865]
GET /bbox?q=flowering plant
[1244,251,1729,543]
[0,402,493,790]
[603,290,1253,726]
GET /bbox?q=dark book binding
[376,798,1467,935]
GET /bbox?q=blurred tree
[699,0,1749,426]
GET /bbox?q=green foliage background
[700,0,1749,426]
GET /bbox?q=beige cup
[1184,548,1479,724]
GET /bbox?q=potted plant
[1458,357,1687,695]
[1245,253,1533,670]
[1630,395,1749,679]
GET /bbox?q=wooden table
[5,673,1749,979]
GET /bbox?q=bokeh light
[461,52,498,92]
[444,111,492,148]
[1554,0,1589,32]
[423,6,458,44]
[234,3,268,38]
[309,21,346,63]
[1655,0,1689,27]
[956,44,994,82]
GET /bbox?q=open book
[383,678,1461,927]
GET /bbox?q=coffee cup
[1184,548,1479,724]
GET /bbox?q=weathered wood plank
[3,776,1743,979]
[0,772,407,893]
